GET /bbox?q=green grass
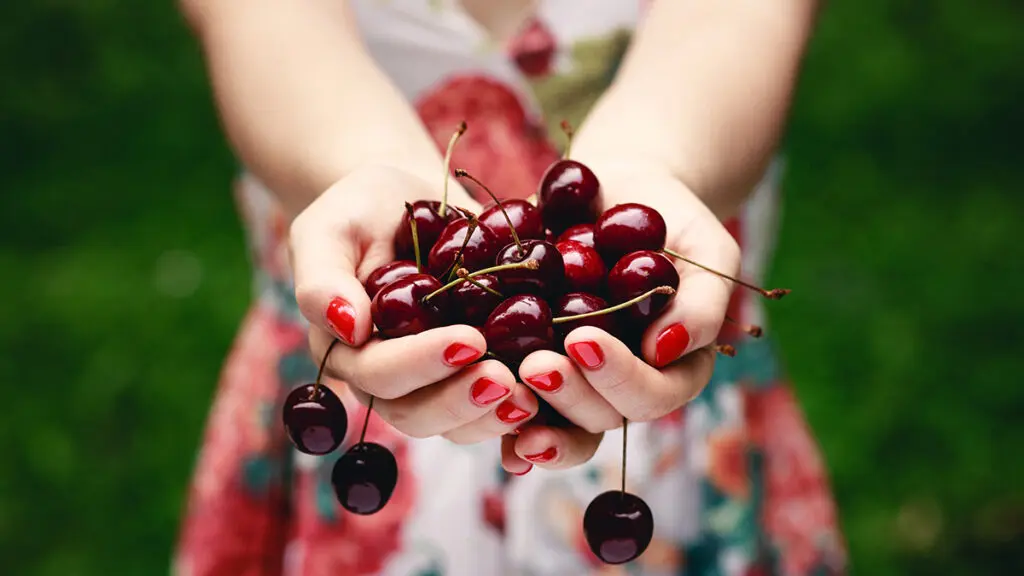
[1,1,1022,574]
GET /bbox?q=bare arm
[574,0,820,218]
[180,0,450,217]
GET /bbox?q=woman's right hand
[289,165,540,444]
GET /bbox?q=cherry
[426,216,500,279]
[552,292,614,342]
[479,199,544,246]
[537,122,601,234]
[556,223,595,248]
[364,260,419,299]
[607,251,680,325]
[331,398,399,515]
[583,491,654,565]
[481,294,555,365]
[452,271,503,326]
[282,340,348,455]
[593,203,667,265]
[556,239,605,293]
[370,273,449,339]
[457,169,564,297]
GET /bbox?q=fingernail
[655,323,691,367]
[523,447,558,463]
[513,464,533,476]
[524,371,563,393]
[325,297,356,344]
[567,341,604,369]
[496,400,531,424]
[444,343,482,367]
[470,377,510,406]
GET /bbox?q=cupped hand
[289,165,539,443]
[502,160,741,474]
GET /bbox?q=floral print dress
[174,2,848,575]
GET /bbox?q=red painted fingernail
[470,377,510,406]
[496,400,531,424]
[567,341,604,369]
[444,343,482,367]
[655,323,691,367]
[524,370,563,393]
[513,464,533,476]
[523,447,558,463]
[325,297,356,344]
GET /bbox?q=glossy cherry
[370,273,449,339]
[481,294,555,365]
[557,223,595,248]
[494,239,564,297]
[364,260,420,299]
[556,239,605,293]
[282,382,348,456]
[394,201,472,260]
[552,292,614,342]
[480,199,544,246]
[332,441,399,515]
[583,490,654,564]
[426,217,500,278]
[452,272,503,326]
[607,251,680,325]
[593,203,667,265]
[537,122,601,234]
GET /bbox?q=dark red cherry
[493,240,564,297]
[331,442,399,515]
[427,218,500,278]
[370,273,449,339]
[364,260,420,299]
[557,223,595,248]
[452,273,503,326]
[537,160,601,234]
[583,491,654,565]
[607,251,679,325]
[594,203,667,264]
[282,384,348,455]
[481,294,555,365]
[394,201,472,260]
[553,292,614,343]
[556,240,605,293]
[480,199,544,247]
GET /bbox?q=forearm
[574,0,819,218]
[181,0,448,216]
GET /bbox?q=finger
[645,222,741,367]
[564,326,716,422]
[442,383,539,445]
[512,424,603,470]
[309,323,486,399]
[347,359,516,438]
[518,350,621,434]
[501,435,533,476]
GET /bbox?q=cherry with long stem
[438,214,479,281]
[281,339,348,456]
[331,394,399,516]
[456,168,525,258]
[552,286,674,325]
[438,121,467,218]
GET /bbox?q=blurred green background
[1,1,1021,575]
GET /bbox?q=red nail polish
[567,341,604,369]
[513,464,533,476]
[524,370,563,393]
[470,377,510,406]
[523,447,558,463]
[325,297,356,344]
[444,343,482,367]
[496,400,531,424]
[655,323,691,367]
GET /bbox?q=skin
[182,0,819,471]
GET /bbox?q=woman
[174,1,846,574]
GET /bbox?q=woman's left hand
[500,159,742,474]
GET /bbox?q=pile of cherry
[281,122,788,565]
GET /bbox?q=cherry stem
[439,215,479,281]
[404,202,422,273]
[620,416,628,495]
[456,268,504,297]
[455,168,524,255]
[359,396,375,445]
[311,338,340,398]
[662,248,790,300]
[439,121,467,218]
[462,259,540,278]
[552,286,675,324]
[724,315,763,338]
[714,343,737,357]
[560,120,575,160]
